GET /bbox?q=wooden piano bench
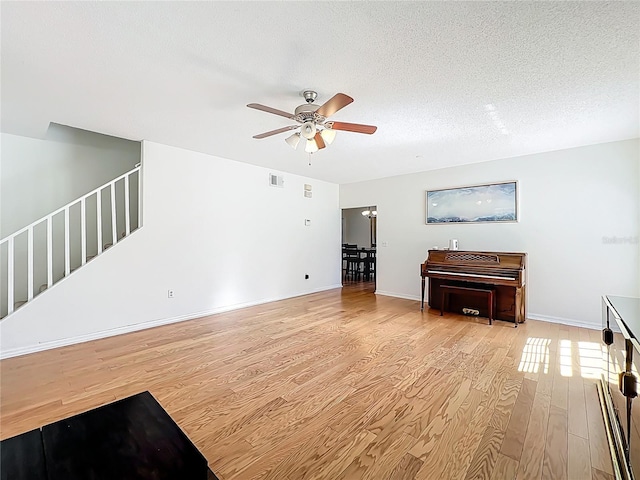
[440,285,496,326]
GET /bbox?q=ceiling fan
[247,90,377,153]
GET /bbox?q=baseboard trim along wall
[0,284,343,360]
[375,291,421,302]
[526,313,600,330]
[375,291,601,330]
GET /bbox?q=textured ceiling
[2,2,638,184]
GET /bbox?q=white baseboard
[0,283,343,360]
[374,290,421,302]
[370,292,602,331]
[527,312,600,330]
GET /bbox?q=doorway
[341,206,377,293]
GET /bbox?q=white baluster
[27,226,33,301]
[64,207,70,276]
[124,174,131,236]
[137,168,142,228]
[7,237,14,314]
[47,217,53,288]
[111,182,117,246]
[81,198,86,266]
[97,190,103,254]
[0,166,141,316]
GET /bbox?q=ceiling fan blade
[316,93,354,118]
[247,103,296,120]
[314,132,326,149]
[328,121,377,135]
[253,125,299,139]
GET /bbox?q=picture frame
[426,181,518,224]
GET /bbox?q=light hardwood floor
[1,283,613,479]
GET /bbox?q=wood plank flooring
[0,283,613,479]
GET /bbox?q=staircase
[0,166,141,318]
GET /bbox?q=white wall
[342,207,375,248]
[340,139,640,328]
[0,141,341,357]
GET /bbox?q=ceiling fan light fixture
[285,133,301,149]
[305,138,319,153]
[300,121,317,140]
[320,128,337,145]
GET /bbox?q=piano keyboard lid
[426,270,517,280]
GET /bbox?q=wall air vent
[269,174,284,188]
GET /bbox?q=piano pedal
[462,308,480,316]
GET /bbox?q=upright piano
[421,250,527,324]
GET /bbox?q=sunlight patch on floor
[560,339,572,377]
[518,337,551,374]
[578,341,601,379]
[520,338,605,379]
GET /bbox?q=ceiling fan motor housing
[296,91,327,124]
[295,103,323,122]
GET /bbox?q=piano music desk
[439,285,496,326]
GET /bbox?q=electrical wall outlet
[168,290,174,298]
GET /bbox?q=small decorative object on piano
[449,239,459,251]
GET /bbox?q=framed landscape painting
[426,181,518,224]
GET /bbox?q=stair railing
[1,165,141,317]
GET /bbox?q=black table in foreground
[0,428,46,480]
[1,391,218,480]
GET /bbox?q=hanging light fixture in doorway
[361,207,377,218]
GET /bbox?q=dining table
[342,247,376,281]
